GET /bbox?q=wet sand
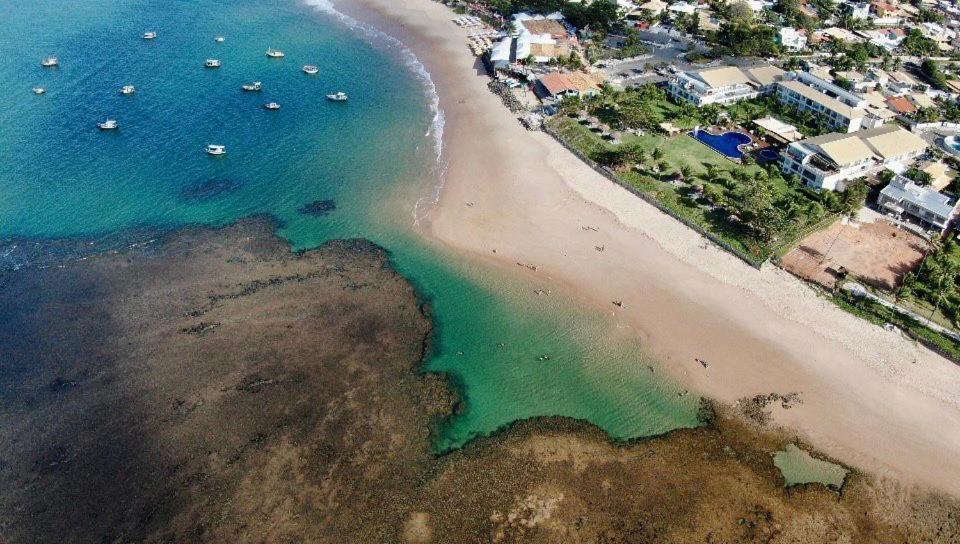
[1,218,958,542]
[336,0,960,495]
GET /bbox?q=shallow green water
[0,0,701,450]
[773,444,849,489]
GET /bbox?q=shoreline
[334,0,960,494]
[7,215,958,540]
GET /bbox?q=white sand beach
[337,0,960,494]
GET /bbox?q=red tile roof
[885,96,917,114]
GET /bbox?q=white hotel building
[779,124,928,191]
[666,65,784,107]
[774,71,869,133]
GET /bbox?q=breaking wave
[303,0,447,225]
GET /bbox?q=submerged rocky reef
[0,217,957,543]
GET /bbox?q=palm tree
[652,147,664,162]
[679,164,693,181]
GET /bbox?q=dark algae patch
[1,218,958,543]
[297,199,337,216]
[179,178,243,202]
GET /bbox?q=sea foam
[303,0,447,225]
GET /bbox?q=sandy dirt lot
[781,214,929,290]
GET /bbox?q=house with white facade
[667,1,697,15]
[841,1,872,19]
[775,71,869,132]
[919,22,957,50]
[878,175,959,233]
[778,27,808,51]
[666,65,784,106]
[780,124,928,191]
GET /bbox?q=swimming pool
[689,129,752,160]
[757,147,781,163]
[943,135,960,158]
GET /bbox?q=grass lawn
[552,116,774,259]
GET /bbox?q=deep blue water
[0,0,701,451]
[689,129,752,160]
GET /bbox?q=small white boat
[32,87,46,95]
[264,102,280,110]
[302,64,319,75]
[206,144,226,156]
[241,81,262,92]
[41,57,59,67]
[204,58,221,68]
[120,85,136,95]
[326,91,348,102]
[143,31,157,40]
[215,36,225,43]
[98,119,119,130]
[265,48,285,58]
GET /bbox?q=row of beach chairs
[453,15,483,27]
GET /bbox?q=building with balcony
[666,65,784,106]
[878,175,959,233]
[780,124,928,191]
[774,71,869,132]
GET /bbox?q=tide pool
[0,0,701,450]
[774,444,849,489]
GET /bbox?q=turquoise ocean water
[0,0,700,451]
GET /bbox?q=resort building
[666,65,784,106]
[878,175,959,233]
[780,124,929,191]
[774,71,868,133]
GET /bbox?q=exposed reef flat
[0,217,957,543]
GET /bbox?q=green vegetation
[774,0,818,30]
[723,96,830,137]
[833,288,960,361]
[900,237,960,327]
[481,0,621,31]
[550,112,836,260]
[587,29,651,62]
[920,59,950,92]
[824,40,890,71]
[916,7,945,23]
[900,28,938,56]
[904,165,934,185]
[710,22,781,58]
